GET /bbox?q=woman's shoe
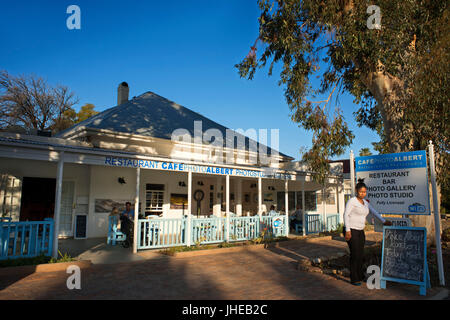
[351,281,362,286]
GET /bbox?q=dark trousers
[346,228,366,283]
[120,216,133,247]
[290,219,302,231]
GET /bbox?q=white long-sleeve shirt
[343,197,386,232]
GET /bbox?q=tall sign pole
[428,141,445,286]
[350,150,355,197]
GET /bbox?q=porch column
[133,167,140,254]
[186,171,192,246]
[52,151,64,258]
[322,185,327,232]
[226,174,230,241]
[258,177,262,218]
[335,181,340,223]
[236,178,242,216]
[214,176,221,217]
[302,179,306,236]
[284,179,289,237]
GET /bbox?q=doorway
[20,177,56,221]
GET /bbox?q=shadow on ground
[0,233,439,300]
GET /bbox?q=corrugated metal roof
[56,91,293,159]
[0,135,137,156]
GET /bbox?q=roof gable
[57,91,293,159]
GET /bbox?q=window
[276,192,295,212]
[317,190,336,205]
[296,191,317,211]
[209,192,214,210]
[145,184,164,215]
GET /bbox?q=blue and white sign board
[355,151,430,215]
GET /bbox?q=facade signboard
[104,156,292,180]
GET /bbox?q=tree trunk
[364,69,437,245]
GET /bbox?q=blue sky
[0,0,380,161]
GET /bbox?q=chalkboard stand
[74,214,88,239]
[380,226,431,296]
[381,261,431,295]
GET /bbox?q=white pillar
[226,174,230,241]
[214,176,221,216]
[335,182,339,213]
[187,171,192,246]
[133,167,140,253]
[258,177,262,218]
[302,179,306,236]
[322,185,326,232]
[285,179,289,236]
[428,141,445,286]
[52,151,64,258]
[236,178,242,216]
[350,150,356,197]
[336,181,341,223]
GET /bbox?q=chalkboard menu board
[381,226,430,295]
[74,214,87,239]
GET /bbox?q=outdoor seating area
[104,212,341,251]
[0,211,341,261]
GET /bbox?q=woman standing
[343,179,392,286]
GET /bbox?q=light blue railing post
[325,214,339,232]
[0,219,54,260]
[228,216,261,242]
[44,218,54,257]
[137,217,189,250]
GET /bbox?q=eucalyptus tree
[236,0,448,189]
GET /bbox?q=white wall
[0,156,346,238]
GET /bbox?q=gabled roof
[57,91,293,159]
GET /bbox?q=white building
[0,83,345,242]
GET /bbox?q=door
[20,177,55,221]
[59,181,75,237]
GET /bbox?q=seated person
[121,201,134,221]
[120,202,134,248]
[290,205,303,231]
[267,205,278,216]
[109,207,121,230]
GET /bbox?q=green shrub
[218,242,234,248]
[49,251,75,263]
[0,254,51,268]
[334,223,344,234]
[0,250,75,268]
